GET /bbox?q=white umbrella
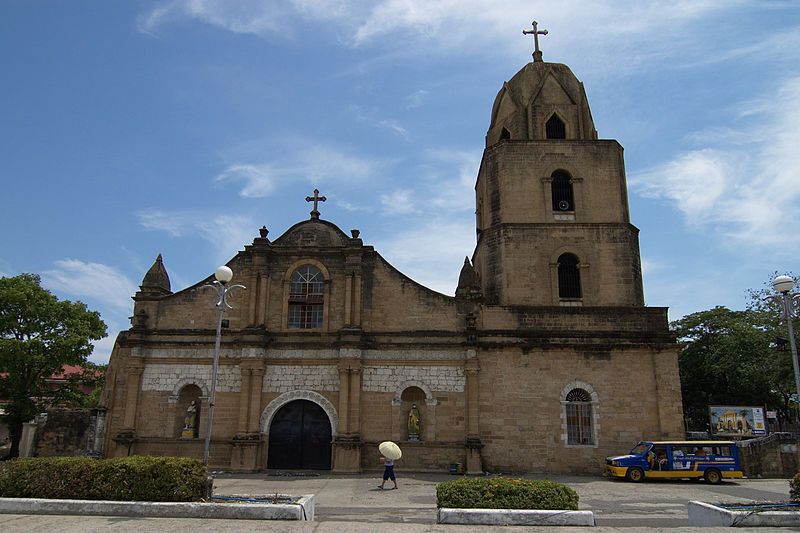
[379,441,402,460]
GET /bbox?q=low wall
[27,408,106,458]
[361,440,465,472]
[739,433,800,478]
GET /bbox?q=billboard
[709,405,766,437]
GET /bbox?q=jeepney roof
[644,440,736,445]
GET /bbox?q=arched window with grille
[565,388,594,445]
[551,171,574,212]
[288,265,324,329]
[546,114,566,139]
[558,253,581,299]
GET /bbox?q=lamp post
[772,275,800,427]
[202,265,245,466]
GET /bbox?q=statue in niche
[408,404,421,441]
[181,400,198,438]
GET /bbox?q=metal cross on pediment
[305,188,327,219]
[523,20,548,62]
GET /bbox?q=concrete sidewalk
[210,472,793,528]
[0,472,794,531]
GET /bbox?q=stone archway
[260,390,337,470]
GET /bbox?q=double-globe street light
[202,266,245,465]
[772,275,800,426]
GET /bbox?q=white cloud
[377,119,409,140]
[138,0,740,70]
[138,0,301,37]
[214,164,275,198]
[349,105,411,140]
[216,141,380,198]
[89,325,124,365]
[138,209,256,263]
[336,200,374,213]
[630,75,800,249]
[42,260,138,314]
[380,189,417,214]
[423,148,480,213]
[632,149,730,225]
[377,217,475,295]
[405,89,429,109]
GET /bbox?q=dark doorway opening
[267,400,332,469]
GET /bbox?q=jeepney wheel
[626,467,644,482]
[704,469,722,484]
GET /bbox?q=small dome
[487,61,597,146]
[139,254,171,296]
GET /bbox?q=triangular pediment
[529,69,578,108]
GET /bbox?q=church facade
[101,52,684,474]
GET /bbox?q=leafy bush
[437,476,579,510]
[0,456,209,501]
[790,473,800,501]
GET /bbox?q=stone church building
[101,49,684,474]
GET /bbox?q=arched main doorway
[267,399,332,469]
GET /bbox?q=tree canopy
[0,273,106,457]
[674,279,798,432]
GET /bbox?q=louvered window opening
[288,266,324,329]
[546,114,566,139]
[566,388,593,445]
[558,253,582,299]
[551,171,574,211]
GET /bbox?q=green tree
[673,302,795,432]
[0,274,106,457]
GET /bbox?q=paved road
[0,472,794,531]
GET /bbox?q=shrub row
[437,476,579,510]
[0,455,209,502]
[791,473,800,501]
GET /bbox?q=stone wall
[739,433,800,478]
[31,408,106,457]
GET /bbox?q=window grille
[558,253,581,299]
[565,388,593,445]
[288,265,324,329]
[546,114,566,139]
[551,171,574,211]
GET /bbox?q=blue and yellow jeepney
[606,440,743,484]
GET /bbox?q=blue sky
[2,1,799,363]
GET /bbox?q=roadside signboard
[709,406,766,437]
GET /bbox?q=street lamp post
[772,275,800,427]
[202,265,245,466]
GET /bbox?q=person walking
[379,455,398,489]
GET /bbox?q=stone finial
[139,254,172,296]
[456,257,482,300]
[259,226,269,239]
[350,229,360,239]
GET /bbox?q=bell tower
[472,32,644,307]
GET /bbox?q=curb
[0,495,315,521]
[437,508,595,526]
[688,500,800,527]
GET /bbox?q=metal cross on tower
[523,20,548,62]
[305,188,327,219]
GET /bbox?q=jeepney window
[713,446,732,456]
[630,444,650,456]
